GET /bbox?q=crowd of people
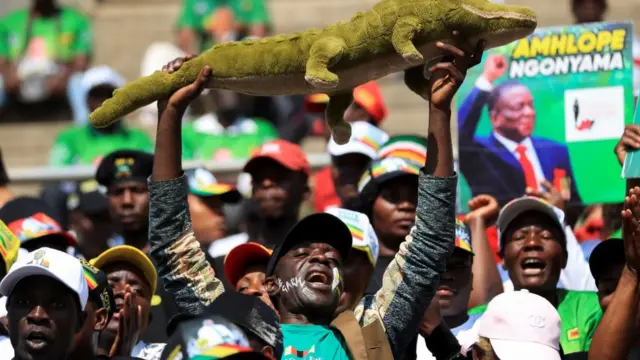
[1,0,640,359]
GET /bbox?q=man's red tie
[515,144,538,190]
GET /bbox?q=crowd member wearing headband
[0,197,77,253]
[324,207,379,312]
[223,242,274,310]
[0,148,13,209]
[91,246,164,359]
[0,247,89,360]
[314,121,388,212]
[147,35,478,360]
[71,259,116,359]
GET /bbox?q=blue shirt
[281,324,351,360]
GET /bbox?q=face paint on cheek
[331,267,340,292]
[277,277,306,293]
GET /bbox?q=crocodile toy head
[431,0,537,50]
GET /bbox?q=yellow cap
[90,245,157,295]
[0,220,20,273]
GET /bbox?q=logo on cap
[260,143,281,155]
[115,157,135,178]
[9,213,61,243]
[27,249,50,268]
[186,319,249,357]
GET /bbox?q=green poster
[455,21,635,213]
[623,101,640,177]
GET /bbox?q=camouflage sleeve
[354,172,457,358]
[148,174,224,315]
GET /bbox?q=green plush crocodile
[90,0,536,144]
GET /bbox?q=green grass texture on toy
[89,0,537,144]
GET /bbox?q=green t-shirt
[468,289,602,354]
[281,324,351,360]
[182,116,278,160]
[0,7,92,62]
[49,124,154,166]
[176,0,270,51]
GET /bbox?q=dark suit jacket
[458,86,582,207]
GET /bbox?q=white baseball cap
[0,247,88,310]
[478,290,561,360]
[82,65,126,93]
[496,196,566,249]
[325,207,379,265]
[328,121,389,160]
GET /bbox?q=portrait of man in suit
[458,54,582,207]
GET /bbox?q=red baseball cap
[243,139,310,176]
[223,242,273,288]
[303,82,387,124]
[353,81,387,124]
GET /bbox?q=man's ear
[561,249,568,269]
[93,308,109,332]
[261,345,276,360]
[265,276,280,298]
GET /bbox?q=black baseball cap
[95,149,154,188]
[166,292,282,356]
[79,258,116,323]
[0,197,77,249]
[589,238,625,281]
[160,315,269,360]
[266,212,352,277]
[66,179,109,215]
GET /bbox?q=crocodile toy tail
[89,56,206,128]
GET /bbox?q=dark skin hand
[465,194,503,308]
[525,178,569,212]
[588,187,640,360]
[97,264,152,357]
[152,54,211,183]
[109,285,143,357]
[415,32,484,176]
[614,124,640,167]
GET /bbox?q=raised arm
[356,36,484,359]
[589,187,640,360]
[148,57,224,315]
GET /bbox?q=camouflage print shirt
[147,171,457,360]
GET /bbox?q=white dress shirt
[492,132,547,189]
